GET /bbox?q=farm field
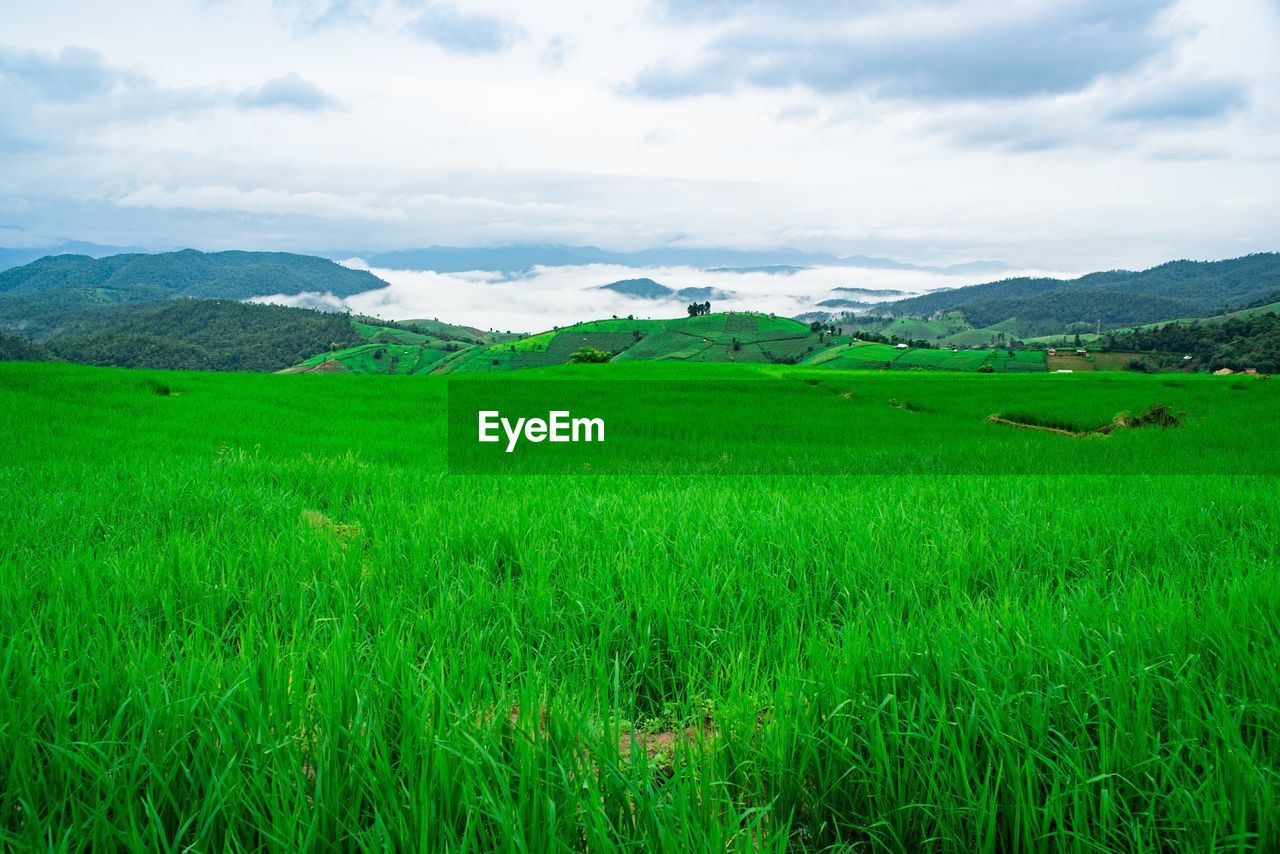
[803,340,1047,372]
[1046,351,1186,372]
[432,313,827,373]
[1,361,1278,850]
[289,342,452,374]
[285,318,490,374]
[284,312,1223,377]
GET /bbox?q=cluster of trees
[686,301,712,317]
[1104,312,1280,374]
[42,299,360,372]
[853,329,936,349]
[0,331,52,362]
[568,346,612,364]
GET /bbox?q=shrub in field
[569,346,612,363]
[1127,403,1185,428]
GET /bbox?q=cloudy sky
[2,0,1278,271]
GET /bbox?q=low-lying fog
[261,260,1076,334]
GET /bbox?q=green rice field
[1,361,1277,850]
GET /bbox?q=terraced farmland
[288,313,1052,376]
[436,313,828,372]
[289,342,452,374]
[802,340,1046,372]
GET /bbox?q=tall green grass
[0,362,1277,850]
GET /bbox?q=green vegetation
[436,313,828,373]
[432,313,1035,375]
[881,253,1280,335]
[390,317,520,346]
[0,331,52,362]
[568,346,612,363]
[282,316,524,375]
[1046,350,1176,373]
[42,299,360,372]
[289,343,452,375]
[1100,311,1280,374]
[834,312,1028,349]
[803,340,1045,372]
[0,250,385,338]
[1,361,1277,849]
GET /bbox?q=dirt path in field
[985,414,1120,437]
[989,403,1185,437]
[282,359,346,374]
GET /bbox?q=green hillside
[883,253,1280,334]
[838,311,974,344]
[803,340,1045,372]
[1098,311,1280,374]
[428,312,1048,374]
[289,343,453,375]
[284,316,511,374]
[435,313,827,373]
[355,317,519,347]
[43,299,360,372]
[0,249,386,338]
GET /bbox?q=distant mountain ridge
[0,249,387,338]
[883,253,1280,333]
[0,241,152,272]
[595,278,735,301]
[832,287,910,296]
[360,244,1011,276]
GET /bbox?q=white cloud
[256,260,1075,332]
[113,184,406,221]
[0,0,1277,270]
[237,72,339,110]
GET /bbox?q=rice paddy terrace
[1,360,1277,849]
[428,313,1048,374]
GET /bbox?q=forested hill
[884,253,1280,331]
[43,299,361,372]
[0,249,386,338]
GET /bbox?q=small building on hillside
[895,342,909,350]
[1183,354,1193,361]
[1213,368,1234,375]
[1047,348,1057,356]
[1076,348,1088,356]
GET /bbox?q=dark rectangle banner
[445,375,1280,475]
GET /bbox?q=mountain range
[0,241,151,272]
[595,278,735,301]
[0,247,1277,374]
[359,244,1012,276]
[0,249,386,338]
[882,253,1280,334]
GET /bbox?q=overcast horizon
[2,0,1278,273]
